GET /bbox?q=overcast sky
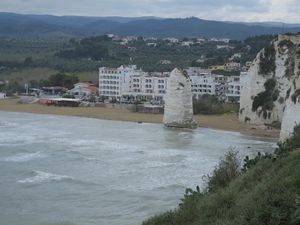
[0,0,299,23]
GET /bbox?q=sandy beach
[0,98,279,138]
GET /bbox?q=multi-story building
[99,67,122,99]
[123,72,168,103]
[186,67,222,98]
[99,65,168,102]
[185,67,243,102]
[99,65,243,103]
[225,75,243,102]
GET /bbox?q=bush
[143,148,300,225]
[252,78,279,118]
[193,95,238,115]
[259,44,276,75]
[143,124,300,225]
[276,124,300,156]
[204,151,241,192]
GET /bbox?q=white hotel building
[225,75,242,102]
[185,67,225,99]
[99,65,168,102]
[99,65,243,103]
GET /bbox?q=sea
[0,111,276,225]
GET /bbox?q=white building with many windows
[225,75,243,102]
[185,67,223,98]
[99,65,243,103]
[123,72,168,102]
[99,65,168,102]
[99,65,142,99]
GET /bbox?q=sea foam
[18,171,73,184]
[1,152,46,162]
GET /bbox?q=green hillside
[143,127,300,225]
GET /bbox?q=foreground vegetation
[143,126,300,225]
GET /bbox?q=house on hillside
[224,62,241,71]
[208,65,225,70]
[159,60,172,65]
[68,82,98,99]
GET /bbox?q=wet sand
[0,98,279,138]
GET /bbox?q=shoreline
[0,99,280,139]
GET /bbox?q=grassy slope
[0,67,58,83]
[0,68,98,84]
[143,149,300,225]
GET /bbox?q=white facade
[185,68,222,98]
[225,75,242,102]
[99,65,243,103]
[185,67,243,101]
[99,67,122,99]
[68,83,97,99]
[99,65,168,102]
[123,73,168,102]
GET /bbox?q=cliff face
[163,68,196,128]
[239,34,300,140]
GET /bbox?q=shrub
[252,78,279,118]
[193,95,238,115]
[204,151,241,192]
[259,44,276,75]
[276,124,300,156]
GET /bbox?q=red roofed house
[68,82,98,99]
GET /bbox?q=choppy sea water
[0,111,276,225]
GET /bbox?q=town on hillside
[0,33,256,113]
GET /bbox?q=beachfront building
[187,68,216,97]
[99,65,142,100]
[68,82,98,99]
[185,67,243,102]
[99,65,243,103]
[40,87,67,98]
[122,72,168,103]
[99,65,168,103]
[225,75,242,102]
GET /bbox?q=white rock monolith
[163,68,196,128]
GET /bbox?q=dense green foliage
[252,78,279,118]
[204,151,241,192]
[41,73,79,89]
[0,72,79,95]
[0,34,290,95]
[193,95,238,115]
[0,34,270,77]
[143,126,300,225]
[259,43,276,75]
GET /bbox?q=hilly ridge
[1,12,300,39]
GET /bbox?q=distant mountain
[0,12,299,40]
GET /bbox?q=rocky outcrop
[163,68,197,129]
[239,34,300,140]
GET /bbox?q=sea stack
[163,68,197,129]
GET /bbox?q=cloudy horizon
[0,0,299,23]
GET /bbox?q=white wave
[18,171,73,184]
[1,152,46,162]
